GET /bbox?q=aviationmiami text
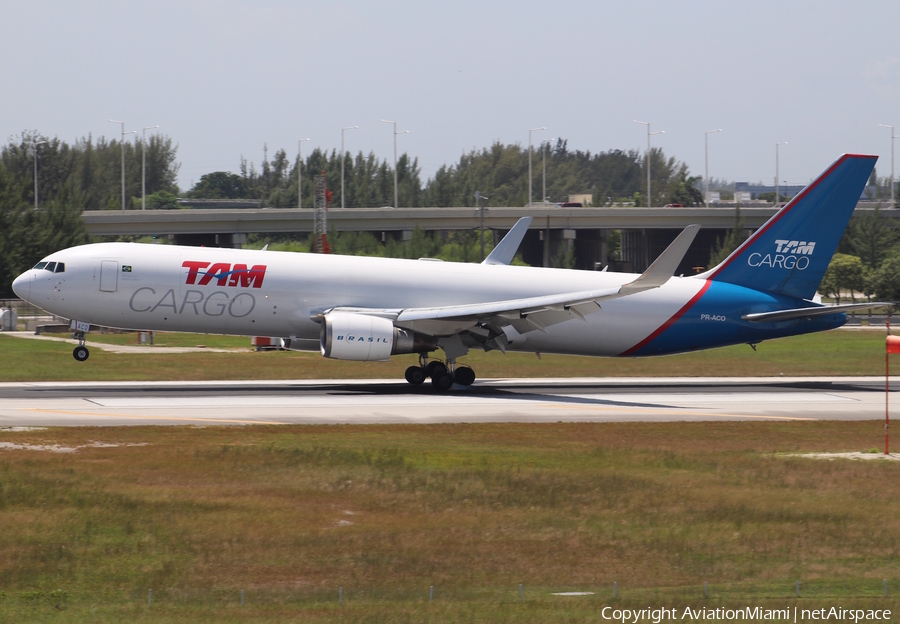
[597,606,891,623]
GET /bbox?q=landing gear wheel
[73,346,89,362]
[454,366,475,386]
[425,360,446,378]
[431,370,454,392]
[404,365,426,385]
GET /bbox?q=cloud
[864,57,900,100]
[189,0,367,49]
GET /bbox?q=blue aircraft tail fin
[701,154,876,300]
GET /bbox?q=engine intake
[320,312,435,361]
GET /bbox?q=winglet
[483,217,533,265]
[619,224,700,295]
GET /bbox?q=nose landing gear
[404,354,476,391]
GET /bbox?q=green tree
[419,142,661,208]
[551,244,576,269]
[0,163,28,294]
[869,253,900,301]
[234,145,422,209]
[0,163,89,297]
[707,207,746,268]
[0,132,180,212]
[845,204,896,269]
[819,253,865,303]
[145,190,179,209]
[205,139,688,210]
[190,172,246,199]
[666,171,704,206]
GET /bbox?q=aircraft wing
[392,284,624,336]
[742,301,893,323]
[324,224,700,338]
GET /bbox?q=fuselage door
[100,260,118,292]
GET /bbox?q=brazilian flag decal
[122,265,132,273]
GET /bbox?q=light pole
[341,125,358,209]
[108,120,136,210]
[381,119,409,209]
[475,191,489,261]
[634,120,664,207]
[31,137,47,210]
[541,138,555,204]
[297,138,310,209]
[704,129,722,208]
[879,124,899,207]
[528,127,546,206]
[775,142,788,206]
[141,125,159,210]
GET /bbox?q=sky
[3,0,900,193]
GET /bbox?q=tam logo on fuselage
[747,239,816,270]
[182,261,267,288]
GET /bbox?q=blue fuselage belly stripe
[624,281,846,356]
[620,280,711,356]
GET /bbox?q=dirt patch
[786,451,900,461]
[0,441,148,453]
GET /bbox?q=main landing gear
[72,330,89,362]
[404,353,475,391]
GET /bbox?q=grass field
[2,329,896,620]
[0,327,892,382]
[0,422,897,621]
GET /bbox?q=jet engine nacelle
[320,312,435,361]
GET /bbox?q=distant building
[734,191,752,203]
[734,181,873,201]
[734,182,804,199]
[568,193,593,206]
[707,191,721,203]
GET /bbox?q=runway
[0,377,892,427]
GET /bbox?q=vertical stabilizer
[701,154,876,300]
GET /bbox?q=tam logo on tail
[774,240,816,255]
[748,239,816,271]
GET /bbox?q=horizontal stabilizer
[742,301,892,323]
[483,217,533,265]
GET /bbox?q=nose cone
[12,271,32,301]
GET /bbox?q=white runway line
[567,392,857,404]
[84,394,505,409]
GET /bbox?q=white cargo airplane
[11,154,888,390]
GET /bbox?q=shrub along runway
[0,377,892,426]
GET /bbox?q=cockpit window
[44,262,57,272]
[55,263,65,273]
[33,262,47,270]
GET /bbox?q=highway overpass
[81,203,897,273]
